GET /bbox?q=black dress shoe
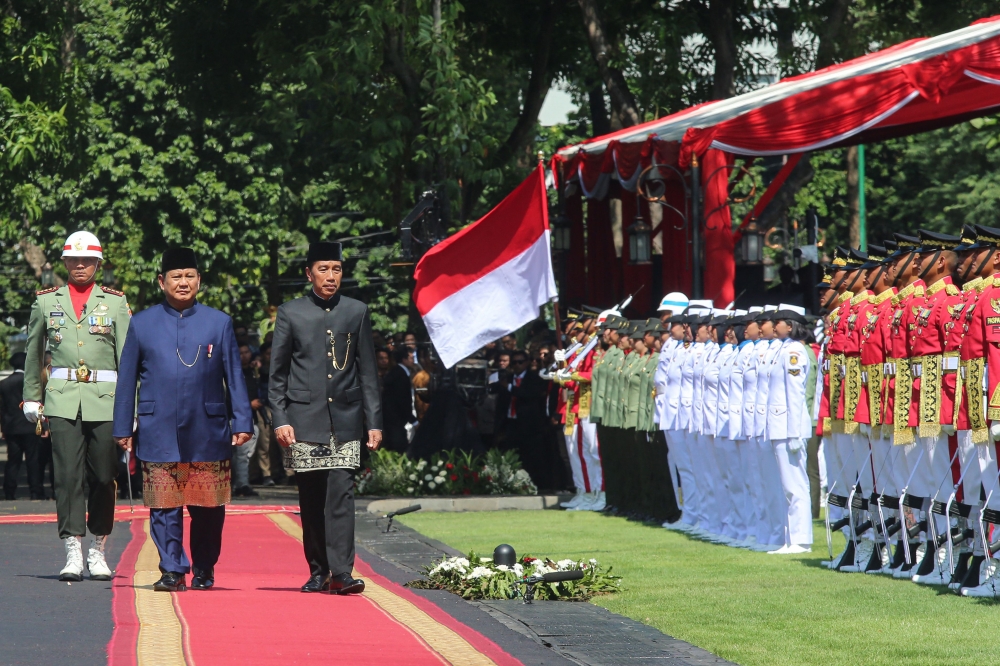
[153,572,187,592]
[301,574,331,593]
[329,572,365,595]
[191,567,214,590]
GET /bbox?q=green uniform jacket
[23,284,131,422]
[624,352,647,430]
[642,353,660,431]
[605,348,628,428]
[590,348,608,423]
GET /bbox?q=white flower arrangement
[411,552,621,601]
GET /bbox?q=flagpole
[539,151,565,349]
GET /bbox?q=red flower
[523,556,537,563]
[462,489,471,495]
[446,463,454,470]
[472,472,480,481]
[450,475,458,482]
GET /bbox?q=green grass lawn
[399,510,1000,666]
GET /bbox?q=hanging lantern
[40,262,54,287]
[627,209,652,264]
[102,262,115,286]
[550,212,571,252]
[739,221,764,265]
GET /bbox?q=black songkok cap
[917,229,961,253]
[889,233,921,258]
[161,247,198,274]
[974,224,1000,248]
[859,244,888,269]
[306,241,343,265]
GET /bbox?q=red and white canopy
[557,15,1000,168]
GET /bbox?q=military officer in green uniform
[22,231,131,581]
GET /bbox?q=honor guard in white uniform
[729,311,764,547]
[656,304,689,528]
[708,312,740,542]
[679,309,712,534]
[698,311,727,541]
[766,305,814,554]
[755,306,787,550]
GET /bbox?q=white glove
[22,401,42,424]
[941,424,957,436]
[787,439,805,453]
[553,350,566,363]
[991,422,1000,442]
[859,423,871,437]
[556,369,572,382]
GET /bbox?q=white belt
[910,363,922,378]
[883,362,896,376]
[861,371,868,385]
[838,364,846,378]
[822,359,830,372]
[942,356,959,371]
[50,367,118,383]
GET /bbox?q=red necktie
[510,377,521,418]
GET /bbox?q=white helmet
[657,291,689,313]
[62,231,103,260]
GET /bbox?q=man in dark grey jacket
[269,241,382,595]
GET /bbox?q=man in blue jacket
[113,248,253,592]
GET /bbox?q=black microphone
[542,570,584,583]
[383,504,422,532]
[386,504,422,519]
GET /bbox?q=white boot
[961,566,1000,598]
[560,490,585,509]
[60,536,84,582]
[88,535,112,581]
[569,492,595,511]
[587,491,606,512]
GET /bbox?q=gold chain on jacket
[331,333,351,371]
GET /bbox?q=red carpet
[108,511,521,665]
[0,504,296,525]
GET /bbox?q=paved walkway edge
[366,494,572,514]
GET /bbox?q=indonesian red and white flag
[413,165,557,368]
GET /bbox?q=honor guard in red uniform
[844,245,898,573]
[905,230,963,584]
[822,247,868,569]
[956,224,1000,597]
[939,225,997,589]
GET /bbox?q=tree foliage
[1,0,999,340]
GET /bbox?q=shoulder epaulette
[35,286,58,295]
[915,285,925,297]
[837,291,854,305]
[100,286,125,297]
[946,283,960,296]
[984,275,995,290]
[963,277,982,293]
[850,291,869,306]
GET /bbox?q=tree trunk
[460,0,561,222]
[588,83,611,136]
[267,239,280,306]
[742,0,856,234]
[709,0,736,99]
[815,0,854,69]
[846,145,861,249]
[576,0,640,127]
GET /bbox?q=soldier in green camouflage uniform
[22,231,131,581]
